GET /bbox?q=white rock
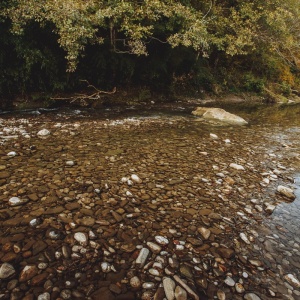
[277,185,296,200]
[149,268,161,276]
[197,227,211,240]
[230,163,245,171]
[244,293,261,300]
[224,139,231,143]
[101,262,111,273]
[224,276,235,286]
[210,133,218,139]
[155,236,169,245]
[192,107,248,125]
[240,233,250,244]
[37,129,50,136]
[265,204,276,214]
[284,274,300,288]
[130,276,141,288]
[8,197,23,206]
[0,263,15,279]
[74,232,88,246]
[147,242,162,253]
[163,277,176,300]
[66,161,75,166]
[38,293,51,300]
[131,174,142,183]
[7,151,17,157]
[136,248,150,268]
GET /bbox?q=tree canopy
[1,0,300,100]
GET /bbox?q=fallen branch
[51,80,116,106]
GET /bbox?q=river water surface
[0,101,299,300]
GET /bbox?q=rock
[277,185,296,200]
[8,197,27,206]
[131,174,142,183]
[284,274,300,288]
[230,163,245,170]
[136,248,150,268]
[217,290,226,300]
[235,283,245,293]
[244,293,261,300]
[37,293,50,300]
[173,275,199,300]
[197,227,211,240]
[265,204,276,214]
[240,233,250,244]
[0,263,15,279]
[210,133,218,139]
[217,247,235,259]
[224,276,235,287]
[66,160,75,166]
[37,129,50,136]
[130,276,141,288]
[192,107,248,125]
[7,151,17,157]
[74,232,88,246]
[155,236,169,245]
[175,286,187,300]
[163,277,176,300]
[0,171,10,179]
[19,265,39,282]
[147,242,162,253]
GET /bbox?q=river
[0,101,299,300]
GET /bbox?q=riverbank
[0,106,299,299]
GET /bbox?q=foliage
[0,0,300,100]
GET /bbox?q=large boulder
[192,107,248,125]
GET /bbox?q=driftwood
[51,80,116,106]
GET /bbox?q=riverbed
[0,101,299,300]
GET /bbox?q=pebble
[136,248,150,268]
[284,274,300,288]
[230,163,245,170]
[38,293,51,300]
[155,236,169,245]
[0,263,15,279]
[198,227,211,240]
[244,293,261,300]
[240,233,251,244]
[175,286,187,300]
[7,151,17,157]
[37,129,50,136]
[130,276,141,288]
[74,232,88,246]
[163,277,176,300]
[277,185,296,200]
[224,276,235,287]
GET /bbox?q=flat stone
[19,265,39,282]
[277,185,296,200]
[244,293,261,300]
[0,263,15,279]
[0,171,10,179]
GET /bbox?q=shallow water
[0,101,300,299]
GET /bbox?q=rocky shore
[0,111,299,300]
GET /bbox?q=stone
[230,163,245,170]
[155,236,169,245]
[173,275,199,300]
[163,277,176,300]
[244,293,261,300]
[197,227,211,240]
[284,274,300,288]
[175,286,187,300]
[136,248,150,268]
[130,276,141,288]
[277,185,296,200]
[224,276,235,287]
[8,197,26,206]
[37,129,50,136]
[37,293,50,300]
[147,242,162,253]
[19,265,39,282]
[217,247,235,258]
[0,263,15,279]
[192,107,248,125]
[74,232,88,246]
